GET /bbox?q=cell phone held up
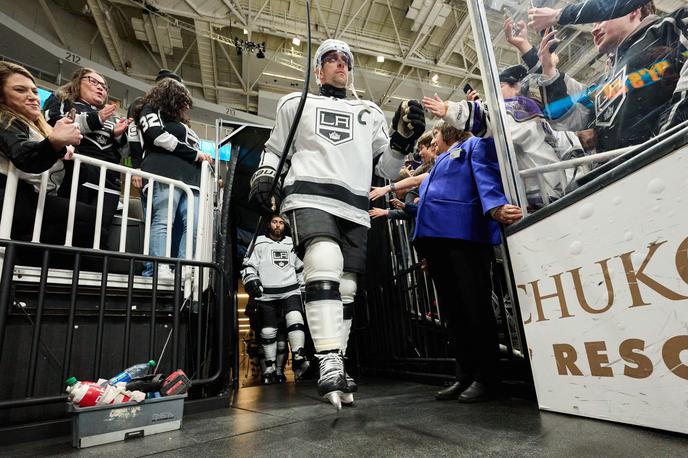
[463,83,479,100]
[541,27,559,53]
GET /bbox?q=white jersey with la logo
[241,235,304,301]
[261,92,404,228]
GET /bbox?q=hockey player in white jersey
[241,215,309,383]
[248,38,425,409]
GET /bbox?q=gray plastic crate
[68,394,187,448]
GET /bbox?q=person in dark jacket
[132,78,211,278]
[535,3,688,152]
[0,61,94,244]
[527,0,652,32]
[412,122,522,403]
[129,69,184,191]
[44,68,129,246]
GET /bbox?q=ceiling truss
[73,0,613,113]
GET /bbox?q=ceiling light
[377,56,384,63]
[431,74,439,83]
[292,37,301,46]
[243,28,248,35]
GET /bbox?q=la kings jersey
[44,95,127,192]
[260,93,405,227]
[241,235,304,301]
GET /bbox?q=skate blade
[323,391,343,411]
[341,392,354,406]
[294,361,311,381]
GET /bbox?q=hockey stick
[245,1,312,260]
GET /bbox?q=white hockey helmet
[313,39,354,85]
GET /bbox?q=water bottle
[105,360,156,386]
[65,377,106,407]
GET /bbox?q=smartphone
[463,83,479,100]
[540,27,559,53]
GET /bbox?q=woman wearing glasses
[44,68,129,246]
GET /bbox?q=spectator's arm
[521,47,540,72]
[369,173,428,200]
[445,99,490,137]
[539,70,594,131]
[43,93,102,133]
[368,207,390,220]
[0,119,64,173]
[387,208,409,220]
[558,0,650,26]
[403,202,418,217]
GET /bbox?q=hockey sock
[261,326,278,363]
[285,310,306,352]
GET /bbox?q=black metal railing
[356,210,528,384]
[0,239,234,425]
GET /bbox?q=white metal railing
[518,117,688,208]
[518,147,634,179]
[0,153,216,286]
[518,147,633,206]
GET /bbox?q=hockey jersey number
[139,113,162,132]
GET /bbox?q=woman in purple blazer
[413,122,522,403]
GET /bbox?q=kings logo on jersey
[316,108,353,145]
[595,66,627,128]
[272,250,289,269]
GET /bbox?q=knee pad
[276,340,287,354]
[303,237,343,283]
[285,310,305,332]
[260,326,277,343]
[340,272,357,305]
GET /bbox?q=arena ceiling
[46,0,686,114]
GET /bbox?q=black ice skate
[292,349,310,381]
[316,352,347,410]
[263,365,277,385]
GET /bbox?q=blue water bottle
[106,360,156,386]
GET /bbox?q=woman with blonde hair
[0,61,93,243]
[44,67,128,245]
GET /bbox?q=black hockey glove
[390,100,426,155]
[248,166,282,214]
[245,279,263,298]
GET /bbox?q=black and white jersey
[44,95,127,166]
[260,93,405,227]
[241,235,304,301]
[137,104,202,188]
